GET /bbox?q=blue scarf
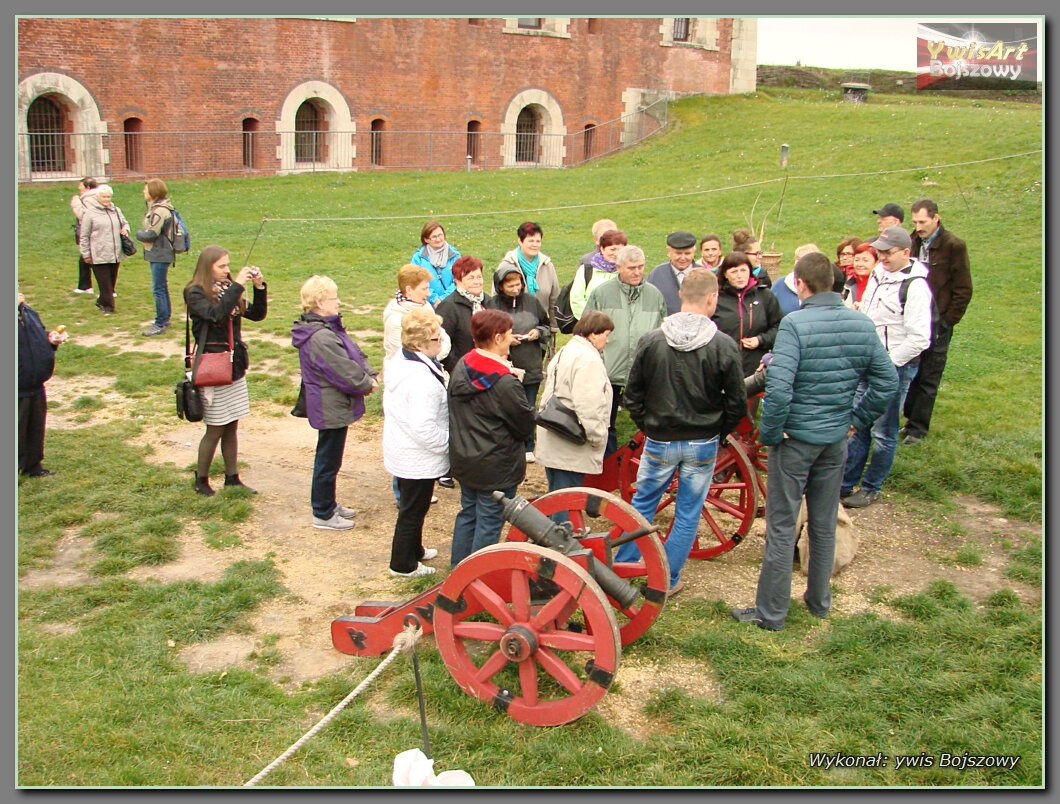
[590,251,618,273]
[516,252,540,296]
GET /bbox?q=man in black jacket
[18,293,65,477]
[901,199,973,445]
[613,269,746,595]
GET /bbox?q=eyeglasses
[428,336,441,342]
[745,250,762,257]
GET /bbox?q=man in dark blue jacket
[731,253,897,631]
[18,293,64,477]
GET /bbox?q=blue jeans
[614,436,718,588]
[450,485,516,567]
[311,427,348,519]
[544,466,585,524]
[523,382,540,451]
[150,262,171,327]
[842,361,918,495]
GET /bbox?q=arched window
[582,124,596,161]
[466,121,482,165]
[515,106,542,163]
[242,118,259,170]
[295,101,324,163]
[370,118,385,167]
[123,117,143,173]
[27,95,66,173]
[672,18,691,41]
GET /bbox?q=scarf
[464,348,514,391]
[516,251,540,296]
[212,279,240,316]
[425,242,450,269]
[589,251,618,273]
[456,285,484,313]
[851,273,871,302]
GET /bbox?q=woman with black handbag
[184,245,267,496]
[534,311,614,494]
[78,184,130,315]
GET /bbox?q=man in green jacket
[583,244,668,455]
[732,253,897,631]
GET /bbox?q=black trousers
[390,477,436,573]
[78,256,93,290]
[903,321,954,437]
[18,389,47,474]
[605,383,624,457]
[91,263,119,312]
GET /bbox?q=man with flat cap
[647,230,700,315]
[872,202,905,236]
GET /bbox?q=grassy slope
[16,89,1043,786]
[17,87,1043,519]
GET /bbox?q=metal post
[780,143,789,168]
[467,154,472,172]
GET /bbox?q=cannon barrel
[493,491,641,610]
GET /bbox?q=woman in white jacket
[383,306,449,577]
[534,310,615,493]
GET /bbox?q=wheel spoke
[467,579,515,627]
[534,646,583,694]
[474,648,511,683]
[537,628,599,651]
[510,569,530,621]
[707,494,748,518]
[518,660,539,707]
[452,621,506,642]
[530,587,578,629]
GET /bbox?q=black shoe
[731,606,783,631]
[194,475,215,497]
[25,467,55,478]
[225,473,257,494]
[901,433,924,446]
[437,476,456,489]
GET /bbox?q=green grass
[17,89,1042,787]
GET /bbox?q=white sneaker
[73,288,93,294]
[312,512,355,530]
[389,563,436,578]
[335,504,356,519]
[525,452,536,463]
[430,495,439,504]
[421,548,438,561]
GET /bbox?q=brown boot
[194,475,215,496]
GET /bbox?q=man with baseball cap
[873,202,905,234]
[647,230,700,315]
[840,225,932,508]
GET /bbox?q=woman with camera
[184,245,267,496]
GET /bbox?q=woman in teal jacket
[410,220,461,306]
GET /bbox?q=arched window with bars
[295,101,324,163]
[123,117,144,173]
[27,95,67,173]
[515,106,542,163]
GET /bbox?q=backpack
[554,263,594,335]
[169,208,190,253]
[897,275,941,355]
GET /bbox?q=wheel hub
[499,624,538,662]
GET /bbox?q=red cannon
[332,488,669,726]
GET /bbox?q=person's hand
[48,326,67,345]
[120,224,130,236]
[18,292,25,305]
[234,266,255,287]
[741,336,761,349]
[525,329,540,342]
[847,424,858,438]
[247,266,265,289]
[367,378,379,395]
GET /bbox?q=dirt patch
[45,375,145,430]
[25,396,1041,695]
[19,528,94,590]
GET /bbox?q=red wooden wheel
[506,487,669,647]
[618,434,758,560]
[433,543,621,727]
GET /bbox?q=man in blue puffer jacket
[731,253,897,631]
[18,292,64,477]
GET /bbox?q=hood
[449,349,514,401]
[493,264,526,297]
[384,348,441,394]
[783,271,798,293]
[84,195,115,213]
[291,312,340,349]
[661,312,718,352]
[149,198,174,212]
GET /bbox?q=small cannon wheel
[618,435,758,560]
[507,487,669,646]
[433,543,621,727]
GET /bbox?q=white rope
[243,624,422,787]
[262,149,1041,224]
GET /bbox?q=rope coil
[243,623,421,787]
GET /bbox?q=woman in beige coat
[534,310,614,493]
